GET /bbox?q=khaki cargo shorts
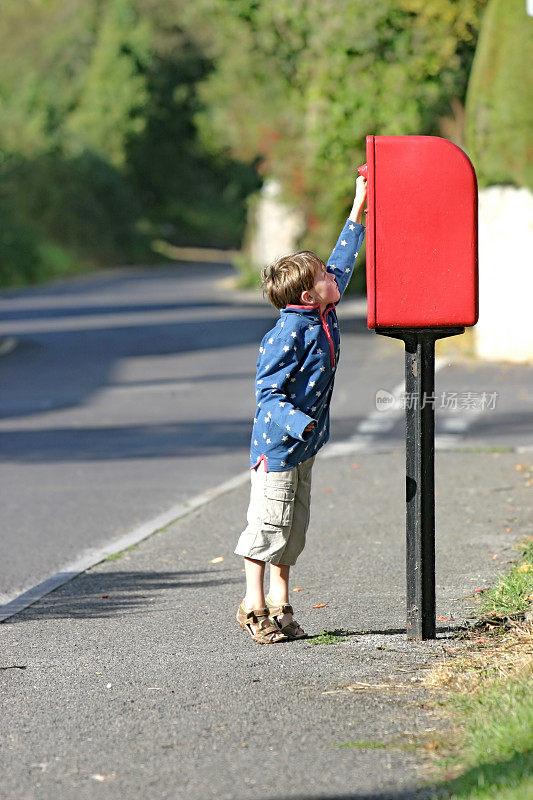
[234,456,315,566]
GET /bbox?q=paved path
[2,449,532,799]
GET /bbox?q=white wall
[250,180,305,268]
[475,186,533,362]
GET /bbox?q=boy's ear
[300,289,315,305]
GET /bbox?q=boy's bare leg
[268,563,303,633]
[243,557,266,610]
[268,563,290,604]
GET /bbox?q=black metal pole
[376,327,464,640]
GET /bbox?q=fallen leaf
[515,464,528,471]
[351,463,360,469]
[438,616,454,622]
[475,589,484,593]
[312,603,328,609]
[293,587,303,592]
[100,595,109,599]
[506,527,512,533]
[210,557,224,563]
[424,742,439,751]
[474,638,489,643]
[517,564,533,573]
[492,555,498,560]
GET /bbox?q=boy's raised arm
[326,175,367,300]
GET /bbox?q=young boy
[235,174,367,643]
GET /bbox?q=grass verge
[422,537,533,799]
[309,629,352,645]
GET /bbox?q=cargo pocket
[263,484,295,528]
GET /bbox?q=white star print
[280,362,285,367]
[289,447,294,453]
[316,391,321,397]
[279,401,285,407]
[349,223,355,231]
[270,383,277,388]
[289,410,295,415]
[329,266,334,270]
[290,378,296,383]
[281,461,286,466]
[317,348,323,355]
[320,366,325,372]
[254,440,258,446]
[280,320,285,327]
[254,417,257,423]
[264,416,269,423]
[345,268,350,273]
[257,379,263,384]
[282,435,288,442]
[309,381,315,387]
[285,425,291,431]
[285,373,290,378]
[291,331,297,338]
[341,239,347,247]
[259,346,264,353]
[308,325,315,331]
[283,345,290,352]
[268,337,274,344]
[266,438,271,444]
[311,406,317,412]
[263,433,266,439]
[291,393,296,399]
[268,411,272,417]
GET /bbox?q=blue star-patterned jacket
[250,219,365,472]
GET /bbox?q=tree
[192,0,487,250]
[465,0,533,189]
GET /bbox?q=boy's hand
[349,175,367,225]
[303,421,316,434]
[355,174,367,205]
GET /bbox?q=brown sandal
[236,603,287,644]
[265,598,307,640]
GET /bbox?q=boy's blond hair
[261,250,324,310]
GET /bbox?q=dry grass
[423,620,533,694]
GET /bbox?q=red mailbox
[364,135,478,329]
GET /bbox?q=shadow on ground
[4,569,241,623]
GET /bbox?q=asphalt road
[0,264,398,603]
[1,263,532,605]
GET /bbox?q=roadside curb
[0,469,250,624]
